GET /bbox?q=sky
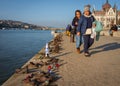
[0,0,119,28]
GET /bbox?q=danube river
[0,30,53,85]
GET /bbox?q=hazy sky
[0,0,119,28]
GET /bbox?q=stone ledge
[100,30,120,37]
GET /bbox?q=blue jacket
[77,15,95,34]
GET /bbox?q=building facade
[92,0,120,28]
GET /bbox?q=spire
[92,5,96,13]
[106,0,109,3]
[92,8,95,13]
[113,3,117,9]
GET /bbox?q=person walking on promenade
[66,24,72,36]
[77,5,95,57]
[109,22,118,36]
[72,10,82,53]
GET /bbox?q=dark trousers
[70,33,75,42]
[83,35,94,53]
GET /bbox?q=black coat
[110,25,118,31]
[72,17,79,27]
[72,17,79,34]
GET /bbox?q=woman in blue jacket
[77,5,95,57]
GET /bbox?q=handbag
[85,28,92,35]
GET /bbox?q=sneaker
[84,52,90,57]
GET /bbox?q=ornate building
[92,0,120,28]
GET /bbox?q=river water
[0,30,53,85]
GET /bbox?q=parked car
[117,25,120,30]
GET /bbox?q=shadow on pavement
[91,42,120,55]
[52,52,72,58]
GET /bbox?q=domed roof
[102,0,111,11]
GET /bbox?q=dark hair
[75,10,81,16]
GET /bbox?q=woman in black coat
[72,10,82,53]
